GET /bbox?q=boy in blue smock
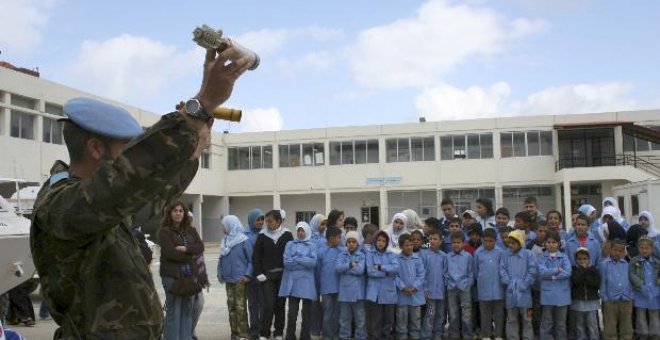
[395,233,426,340]
[316,226,344,339]
[474,228,505,340]
[500,229,538,340]
[600,239,633,340]
[279,222,318,340]
[566,214,601,268]
[335,231,367,340]
[537,231,572,339]
[445,231,473,340]
[366,230,399,339]
[420,229,447,340]
[629,236,659,339]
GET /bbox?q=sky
[1,0,659,133]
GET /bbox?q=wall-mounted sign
[366,177,402,186]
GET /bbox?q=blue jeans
[339,301,366,340]
[162,276,194,340]
[540,305,567,339]
[422,299,445,340]
[396,305,421,339]
[191,292,204,339]
[506,307,533,340]
[248,281,264,338]
[479,300,504,338]
[322,294,339,339]
[447,288,472,339]
[573,310,599,340]
[366,301,395,339]
[311,299,323,336]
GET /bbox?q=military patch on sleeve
[49,171,70,187]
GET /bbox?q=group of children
[217,197,659,340]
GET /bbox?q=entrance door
[558,128,615,169]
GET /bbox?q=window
[631,195,639,216]
[387,190,437,219]
[43,117,63,144]
[329,139,379,165]
[442,188,495,214]
[228,145,273,170]
[10,110,34,140]
[617,196,625,213]
[502,186,555,214]
[201,147,211,169]
[278,143,324,168]
[295,211,317,223]
[501,130,553,158]
[10,94,37,110]
[440,133,493,160]
[44,103,64,116]
[303,143,324,166]
[386,136,434,163]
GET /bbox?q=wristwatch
[184,98,212,122]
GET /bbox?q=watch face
[185,99,201,114]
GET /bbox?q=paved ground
[9,243,240,339]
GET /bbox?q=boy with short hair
[566,214,601,268]
[514,211,536,248]
[523,196,545,225]
[420,229,448,340]
[366,231,399,339]
[500,229,538,340]
[495,207,511,249]
[335,231,367,340]
[445,231,474,340]
[395,234,426,340]
[629,236,659,339]
[462,210,480,231]
[600,239,634,340]
[527,221,547,335]
[411,229,425,253]
[443,217,462,253]
[440,198,457,229]
[464,226,482,255]
[474,228,505,340]
[317,226,344,339]
[361,223,378,252]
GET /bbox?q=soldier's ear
[86,138,106,161]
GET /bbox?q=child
[570,248,601,340]
[395,234,426,340]
[424,217,441,242]
[420,229,448,340]
[443,217,462,253]
[217,215,252,340]
[464,226,482,255]
[524,196,545,225]
[528,221,547,257]
[445,231,474,339]
[600,239,634,340]
[462,209,481,231]
[527,221,546,336]
[336,231,367,340]
[387,213,409,253]
[309,213,327,245]
[495,207,511,249]
[361,223,378,252]
[366,231,399,339]
[245,209,265,340]
[411,229,425,253]
[578,204,601,243]
[566,214,601,267]
[308,213,326,338]
[475,197,496,229]
[629,236,659,339]
[344,216,359,233]
[538,232,572,339]
[440,198,458,228]
[317,226,344,339]
[499,226,514,250]
[279,222,318,340]
[546,210,568,246]
[252,210,293,340]
[474,228,505,340]
[514,211,536,248]
[500,229,538,340]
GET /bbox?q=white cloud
[237,26,342,56]
[0,0,53,54]
[346,0,546,89]
[415,81,639,121]
[240,107,284,132]
[68,34,200,103]
[278,51,334,75]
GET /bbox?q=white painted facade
[2,66,659,241]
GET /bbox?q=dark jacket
[159,226,205,279]
[571,265,601,301]
[131,226,153,264]
[252,232,294,281]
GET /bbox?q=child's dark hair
[343,216,358,228]
[610,239,626,249]
[440,198,454,206]
[495,207,510,218]
[524,196,537,205]
[449,217,461,225]
[410,229,424,238]
[574,213,589,226]
[515,211,532,225]
[361,224,378,238]
[427,229,440,238]
[398,233,413,247]
[536,220,548,228]
[325,226,342,239]
[476,197,495,216]
[265,209,283,223]
[545,231,561,243]
[546,210,562,221]
[467,225,482,237]
[483,228,497,240]
[450,231,465,242]
[327,209,344,227]
[637,236,653,247]
[501,225,514,233]
[425,217,440,230]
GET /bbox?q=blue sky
[1,0,659,132]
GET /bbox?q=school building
[2,63,660,241]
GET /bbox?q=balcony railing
[555,154,660,177]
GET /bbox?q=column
[379,188,388,230]
[325,190,331,215]
[273,192,281,210]
[495,184,503,209]
[554,183,562,212]
[613,126,624,156]
[193,194,203,236]
[562,180,572,229]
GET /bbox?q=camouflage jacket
[30,112,200,339]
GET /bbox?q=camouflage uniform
[30,112,200,339]
[226,283,249,339]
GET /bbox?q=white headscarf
[387,213,409,252]
[640,210,659,238]
[601,205,624,224]
[260,218,289,243]
[603,197,619,210]
[294,221,312,242]
[402,209,423,230]
[220,215,249,256]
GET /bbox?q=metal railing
[555,154,660,177]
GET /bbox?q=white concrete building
[2,65,660,241]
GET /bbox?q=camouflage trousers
[227,282,250,339]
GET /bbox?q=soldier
[30,48,251,339]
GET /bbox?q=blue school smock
[395,253,426,306]
[279,239,318,300]
[420,248,447,300]
[500,248,538,309]
[445,250,473,292]
[218,241,253,284]
[537,251,572,306]
[317,244,344,295]
[365,248,400,304]
[631,257,660,310]
[599,258,633,301]
[565,232,601,268]
[335,249,366,302]
[474,246,504,301]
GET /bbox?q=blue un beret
[62,97,143,139]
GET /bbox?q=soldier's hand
[196,48,250,115]
[239,276,250,285]
[175,245,187,252]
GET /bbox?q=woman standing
[159,201,205,340]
